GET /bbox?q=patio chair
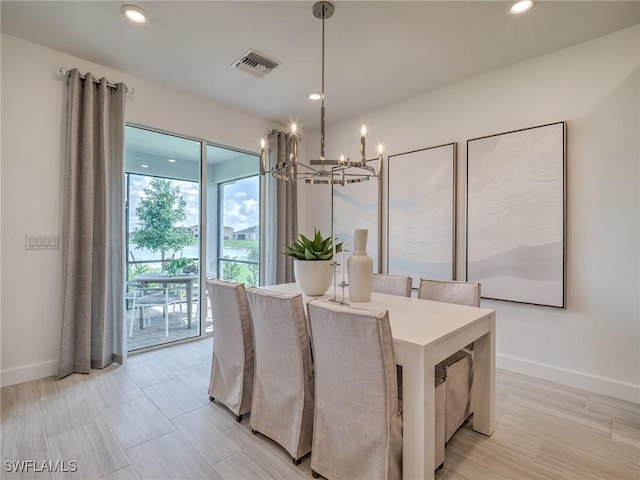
[128,285,182,337]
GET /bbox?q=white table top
[261,283,495,348]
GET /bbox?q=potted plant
[283,229,342,296]
[163,257,193,276]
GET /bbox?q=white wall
[0,34,281,386]
[300,26,640,402]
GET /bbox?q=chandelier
[260,1,383,185]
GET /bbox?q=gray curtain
[262,131,297,285]
[58,69,126,378]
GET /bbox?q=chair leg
[142,307,150,328]
[292,457,301,466]
[311,470,320,478]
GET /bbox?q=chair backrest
[133,286,174,305]
[417,278,481,307]
[245,287,314,460]
[307,300,402,480]
[206,278,254,416]
[371,273,412,297]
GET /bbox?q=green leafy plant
[283,229,343,261]
[246,245,259,287]
[163,257,195,275]
[222,256,241,281]
[127,262,152,279]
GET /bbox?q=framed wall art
[388,143,456,288]
[466,121,566,307]
[333,176,381,273]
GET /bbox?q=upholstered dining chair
[245,288,314,465]
[307,300,403,480]
[368,273,446,468]
[418,278,480,442]
[206,278,254,422]
[418,278,481,308]
[371,273,413,297]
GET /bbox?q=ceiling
[2,1,639,130]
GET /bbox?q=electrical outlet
[25,235,59,250]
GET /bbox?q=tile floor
[1,336,639,479]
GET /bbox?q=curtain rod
[59,67,134,94]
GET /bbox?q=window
[218,176,260,287]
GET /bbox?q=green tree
[131,178,194,261]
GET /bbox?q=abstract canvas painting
[466,121,566,307]
[388,143,456,288]
[333,178,380,274]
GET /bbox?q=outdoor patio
[126,304,212,351]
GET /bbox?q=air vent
[233,49,279,78]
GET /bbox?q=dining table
[262,283,496,480]
[134,273,198,329]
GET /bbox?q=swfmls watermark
[3,460,78,473]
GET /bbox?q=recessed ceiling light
[141,164,149,168]
[511,0,534,14]
[121,4,148,24]
[308,92,322,101]
[168,159,176,163]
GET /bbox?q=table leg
[472,313,496,436]
[394,343,435,480]
[139,281,147,329]
[186,281,193,329]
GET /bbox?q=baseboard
[0,359,58,387]
[497,353,640,404]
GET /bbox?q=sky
[221,176,259,231]
[128,174,259,232]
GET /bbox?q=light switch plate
[25,235,59,250]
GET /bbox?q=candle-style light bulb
[290,124,298,165]
[360,125,367,163]
[339,154,345,164]
[376,143,383,176]
[260,138,267,175]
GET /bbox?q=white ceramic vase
[293,259,333,296]
[347,229,373,302]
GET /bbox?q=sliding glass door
[124,126,262,348]
[203,145,260,333]
[125,126,202,351]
